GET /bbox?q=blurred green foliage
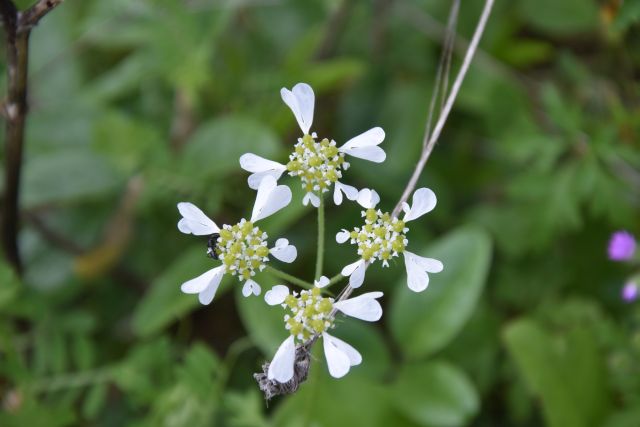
[1,0,639,426]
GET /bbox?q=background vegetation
[1,0,639,426]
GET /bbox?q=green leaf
[182,115,281,181]
[517,0,599,36]
[132,246,226,337]
[503,318,610,427]
[235,274,285,356]
[22,150,118,208]
[390,360,479,427]
[389,226,492,359]
[273,362,394,427]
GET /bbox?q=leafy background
[1,0,639,426]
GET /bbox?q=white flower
[265,281,383,383]
[239,83,386,207]
[337,187,443,291]
[177,176,297,304]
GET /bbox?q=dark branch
[0,0,64,275]
[18,0,63,32]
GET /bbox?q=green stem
[265,265,314,289]
[315,196,325,280]
[326,272,344,288]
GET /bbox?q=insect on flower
[263,277,383,382]
[177,176,298,304]
[336,187,443,292]
[240,83,387,207]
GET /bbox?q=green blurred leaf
[235,274,284,356]
[518,0,599,35]
[182,115,281,181]
[390,360,479,427]
[389,226,492,359]
[22,150,119,208]
[503,318,610,427]
[132,246,224,337]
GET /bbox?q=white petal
[270,240,297,263]
[404,188,437,222]
[242,279,261,297]
[265,285,290,305]
[240,153,287,190]
[333,181,359,205]
[268,336,296,383]
[281,83,315,134]
[302,192,320,208]
[405,250,444,272]
[323,332,362,378]
[180,265,224,294]
[403,251,443,292]
[341,259,366,288]
[338,127,386,163]
[334,292,383,321]
[336,229,350,244]
[356,189,380,209]
[402,202,411,215]
[251,175,292,222]
[177,202,219,235]
[314,276,330,288]
[333,183,344,205]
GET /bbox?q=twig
[0,0,63,275]
[340,0,495,308]
[18,0,64,32]
[392,0,495,218]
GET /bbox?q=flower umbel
[608,231,636,261]
[337,188,443,291]
[240,83,386,207]
[177,176,297,304]
[264,279,383,382]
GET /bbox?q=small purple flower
[622,282,638,303]
[608,231,636,261]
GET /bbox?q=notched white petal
[338,127,386,163]
[181,266,225,305]
[242,279,261,297]
[177,202,220,235]
[323,333,362,378]
[251,175,292,222]
[404,188,437,222]
[341,259,366,288]
[336,229,350,244]
[302,192,320,208]
[270,239,297,263]
[333,182,359,205]
[281,83,315,134]
[240,153,287,190]
[403,251,443,292]
[265,285,290,305]
[314,276,330,288]
[268,336,296,383]
[334,292,383,322]
[356,189,380,209]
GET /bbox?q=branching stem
[265,265,314,289]
[314,196,325,280]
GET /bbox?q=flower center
[282,287,334,343]
[348,209,408,265]
[286,134,348,194]
[216,219,270,281]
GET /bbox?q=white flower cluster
[240,83,385,207]
[265,279,383,382]
[176,82,444,388]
